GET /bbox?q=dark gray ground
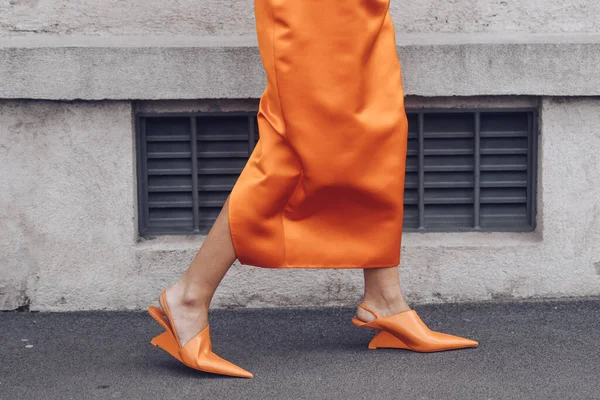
[1,299,599,400]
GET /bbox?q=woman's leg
[356,267,412,322]
[160,196,236,346]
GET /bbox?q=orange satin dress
[228,0,409,268]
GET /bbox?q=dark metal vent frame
[135,108,538,237]
[405,107,538,233]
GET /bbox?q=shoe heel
[148,305,183,362]
[368,330,410,350]
[150,331,183,362]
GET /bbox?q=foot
[159,283,209,347]
[355,297,412,323]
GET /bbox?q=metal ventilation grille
[404,109,537,231]
[136,109,537,236]
[137,113,257,235]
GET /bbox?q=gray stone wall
[1,0,599,36]
[2,97,599,311]
[1,0,600,310]
[0,100,136,310]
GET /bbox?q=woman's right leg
[356,266,412,322]
[161,195,236,346]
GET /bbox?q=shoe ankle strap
[358,302,381,319]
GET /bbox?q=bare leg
[160,196,236,346]
[356,267,412,322]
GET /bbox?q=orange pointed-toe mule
[147,290,253,378]
[352,303,479,352]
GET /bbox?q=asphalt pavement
[1,299,599,400]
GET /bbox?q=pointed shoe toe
[179,326,254,379]
[430,331,479,350]
[353,302,479,352]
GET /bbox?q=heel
[148,306,175,336]
[368,330,410,350]
[151,331,183,362]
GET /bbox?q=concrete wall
[1,0,600,310]
[1,0,599,36]
[0,100,137,310]
[1,96,599,311]
[3,34,600,100]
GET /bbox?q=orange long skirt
[228,0,409,268]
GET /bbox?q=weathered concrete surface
[2,33,600,99]
[1,0,599,36]
[1,300,599,399]
[0,100,136,310]
[1,96,600,311]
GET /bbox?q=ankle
[363,291,405,309]
[169,280,210,310]
[360,292,410,318]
